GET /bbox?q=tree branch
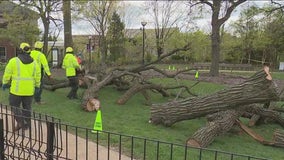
[218,0,247,25]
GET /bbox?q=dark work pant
[34,68,44,102]
[9,93,33,127]
[67,76,79,98]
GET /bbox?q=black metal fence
[0,104,270,160]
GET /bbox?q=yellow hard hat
[20,42,31,53]
[34,41,43,49]
[66,47,73,53]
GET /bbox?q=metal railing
[0,104,270,160]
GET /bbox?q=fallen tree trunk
[186,102,284,148]
[43,77,87,91]
[246,105,284,127]
[116,83,169,105]
[187,110,243,147]
[150,68,281,127]
[80,44,192,111]
[43,80,69,91]
[273,129,284,147]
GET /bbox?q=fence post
[0,119,4,160]
[46,121,55,160]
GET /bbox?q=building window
[0,47,6,62]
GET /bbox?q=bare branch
[189,0,213,10]
[219,0,247,25]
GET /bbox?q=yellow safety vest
[30,50,51,76]
[62,53,80,77]
[2,57,41,96]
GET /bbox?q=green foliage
[0,1,39,46]
[107,11,125,62]
[230,4,284,67]
[164,30,211,63]
[189,31,211,62]
[221,32,242,63]
[145,52,153,63]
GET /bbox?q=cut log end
[186,139,201,148]
[263,66,272,80]
[85,98,101,112]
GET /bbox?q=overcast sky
[44,1,273,40]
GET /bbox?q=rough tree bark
[80,44,191,111]
[186,103,284,148]
[150,68,280,127]
[246,105,284,127]
[273,129,284,147]
[187,110,243,147]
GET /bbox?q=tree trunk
[43,81,69,91]
[63,0,73,49]
[273,129,284,147]
[210,19,220,77]
[247,105,284,127]
[43,78,69,91]
[80,73,115,110]
[187,110,243,147]
[150,69,280,127]
[116,83,169,105]
[209,1,221,77]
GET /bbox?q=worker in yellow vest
[2,42,41,132]
[30,41,52,105]
[62,47,81,99]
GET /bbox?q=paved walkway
[1,108,134,160]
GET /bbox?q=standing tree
[145,1,187,58]
[107,11,125,62]
[232,5,261,64]
[188,0,246,76]
[262,6,284,67]
[63,0,73,50]
[19,0,62,55]
[74,1,116,65]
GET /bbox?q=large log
[116,83,169,105]
[78,44,192,111]
[187,110,243,147]
[185,103,284,148]
[42,78,69,91]
[273,129,284,147]
[246,105,284,127]
[150,68,281,127]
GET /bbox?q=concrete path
[1,108,134,160]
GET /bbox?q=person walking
[62,47,81,99]
[30,41,51,105]
[2,42,41,132]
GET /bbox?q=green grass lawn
[0,74,283,159]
